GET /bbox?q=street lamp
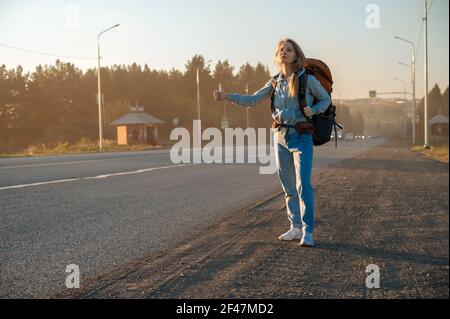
[398,61,417,144]
[97,24,120,150]
[394,78,407,105]
[398,62,411,69]
[395,78,408,139]
[245,84,250,128]
[196,59,212,124]
[395,36,417,145]
[423,0,430,149]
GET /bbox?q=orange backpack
[304,58,333,94]
[270,58,343,148]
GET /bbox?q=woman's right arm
[214,80,274,108]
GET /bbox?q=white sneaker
[300,231,315,247]
[278,227,302,241]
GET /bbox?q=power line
[0,43,134,67]
[429,0,434,13]
[416,19,424,57]
[0,43,96,60]
[416,0,434,57]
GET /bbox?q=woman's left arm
[309,75,331,115]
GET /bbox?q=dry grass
[412,144,449,163]
[0,137,163,158]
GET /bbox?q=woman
[213,38,331,247]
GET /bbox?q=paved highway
[0,138,386,298]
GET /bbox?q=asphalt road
[0,138,386,298]
[68,140,448,299]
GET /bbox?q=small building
[429,114,449,137]
[110,106,164,145]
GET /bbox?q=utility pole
[97,24,120,150]
[412,53,417,145]
[423,0,430,149]
[196,67,201,121]
[245,84,250,128]
[395,36,417,145]
[196,60,212,127]
[395,78,408,139]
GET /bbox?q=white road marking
[0,146,274,170]
[0,153,169,170]
[0,164,194,191]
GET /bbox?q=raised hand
[213,83,227,101]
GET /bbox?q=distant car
[345,133,355,142]
[331,131,343,140]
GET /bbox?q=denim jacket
[226,67,331,130]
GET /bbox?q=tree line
[415,84,449,143]
[4,54,444,152]
[1,55,273,151]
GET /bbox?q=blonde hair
[274,38,306,97]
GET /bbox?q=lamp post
[394,78,407,105]
[395,36,417,145]
[196,59,212,125]
[245,84,250,128]
[97,24,120,150]
[398,62,417,144]
[395,78,408,139]
[423,0,430,149]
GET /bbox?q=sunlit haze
[0,0,448,99]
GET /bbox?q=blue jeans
[273,129,315,233]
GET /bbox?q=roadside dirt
[56,141,449,299]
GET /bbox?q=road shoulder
[55,141,449,299]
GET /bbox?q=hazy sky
[0,0,448,99]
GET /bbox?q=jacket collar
[277,67,306,82]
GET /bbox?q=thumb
[219,83,223,92]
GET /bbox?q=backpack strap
[270,74,280,114]
[297,72,314,123]
[271,72,313,124]
[333,121,344,149]
[334,121,338,149]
